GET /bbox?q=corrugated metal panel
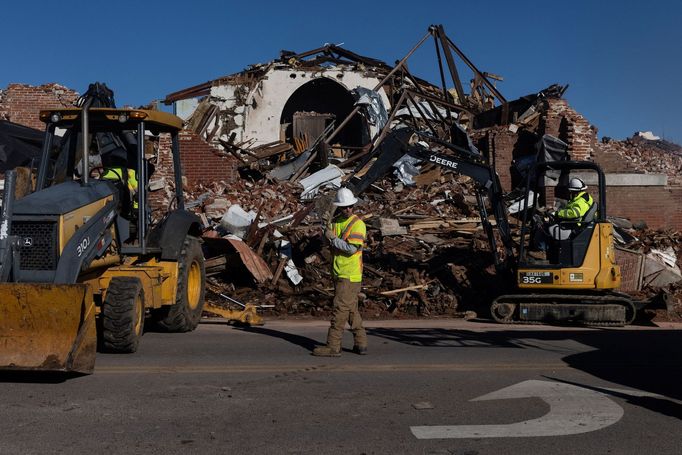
[225,238,273,284]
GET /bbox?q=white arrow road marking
[411,379,624,439]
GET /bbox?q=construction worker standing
[313,187,368,357]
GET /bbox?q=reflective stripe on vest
[332,214,366,282]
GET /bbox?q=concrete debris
[220,204,255,238]
[3,26,681,323]
[379,218,407,236]
[636,131,661,141]
[643,248,682,289]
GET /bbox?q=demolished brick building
[160,40,682,232]
[1,27,681,319]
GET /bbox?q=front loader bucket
[0,283,96,374]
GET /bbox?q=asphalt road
[1,318,681,455]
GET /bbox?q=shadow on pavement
[234,325,323,352]
[0,371,86,384]
[544,377,682,421]
[366,326,682,415]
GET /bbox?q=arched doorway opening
[280,77,366,150]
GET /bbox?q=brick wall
[148,133,175,218]
[543,98,596,162]
[149,130,239,215]
[177,130,239,185]
[0,83,79,130]
[606,186,682,230]
[470,97,682,230]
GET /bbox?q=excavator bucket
[0,283,97,374]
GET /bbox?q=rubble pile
[618,228,682,320]
[187,159,682,322]
[187,166,498,319]
[601,133,682,184]
[153,26,682,322]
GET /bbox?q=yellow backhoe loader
[0,83,205,374]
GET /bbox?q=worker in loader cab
[103,167,138,210]
[313,187,368,357]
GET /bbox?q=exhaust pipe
[81,98,94,186]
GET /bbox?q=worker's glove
[542,210,555,224]
[324,222,337,241]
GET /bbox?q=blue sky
[3,0,680,143]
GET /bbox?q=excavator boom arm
[348,128,515,270]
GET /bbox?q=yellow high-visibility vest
[332,214,366,282]
[102,167,138,208]
[556,191,593,222]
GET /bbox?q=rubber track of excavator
[490,292,637,327]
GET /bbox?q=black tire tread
[102,277,144,353]
[153,236,205,332]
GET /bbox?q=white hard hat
[568,177,587,192]
[333,187,358,207]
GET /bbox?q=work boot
[312,345,341,357]
[352,345,368,355]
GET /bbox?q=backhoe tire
[152,236,206,332]
[101,277,145,353]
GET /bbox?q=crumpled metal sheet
[298,164,344,200]
[268,150,312,181]
[393,153,422,186]
[353,87,388,132]
[395,100,451,121]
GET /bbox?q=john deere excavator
[348,128,642,326]
[0,83,205,374]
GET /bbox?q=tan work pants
[326,278,367,350]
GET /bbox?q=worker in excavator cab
[548,177,595,240]
[313,187,368,357]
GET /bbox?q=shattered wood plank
[408,221,478,231]
[256,229,270,256]
[252,142,293,159]
[245,202,264,247]
[380,284,428,295]
[413,167,442,186]
[203,237,273,283]
[271,258,287,285]
[205,255,227,277]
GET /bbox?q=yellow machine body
[0,283,96,374]
[517,222,622,291]
[0,104,203,374]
